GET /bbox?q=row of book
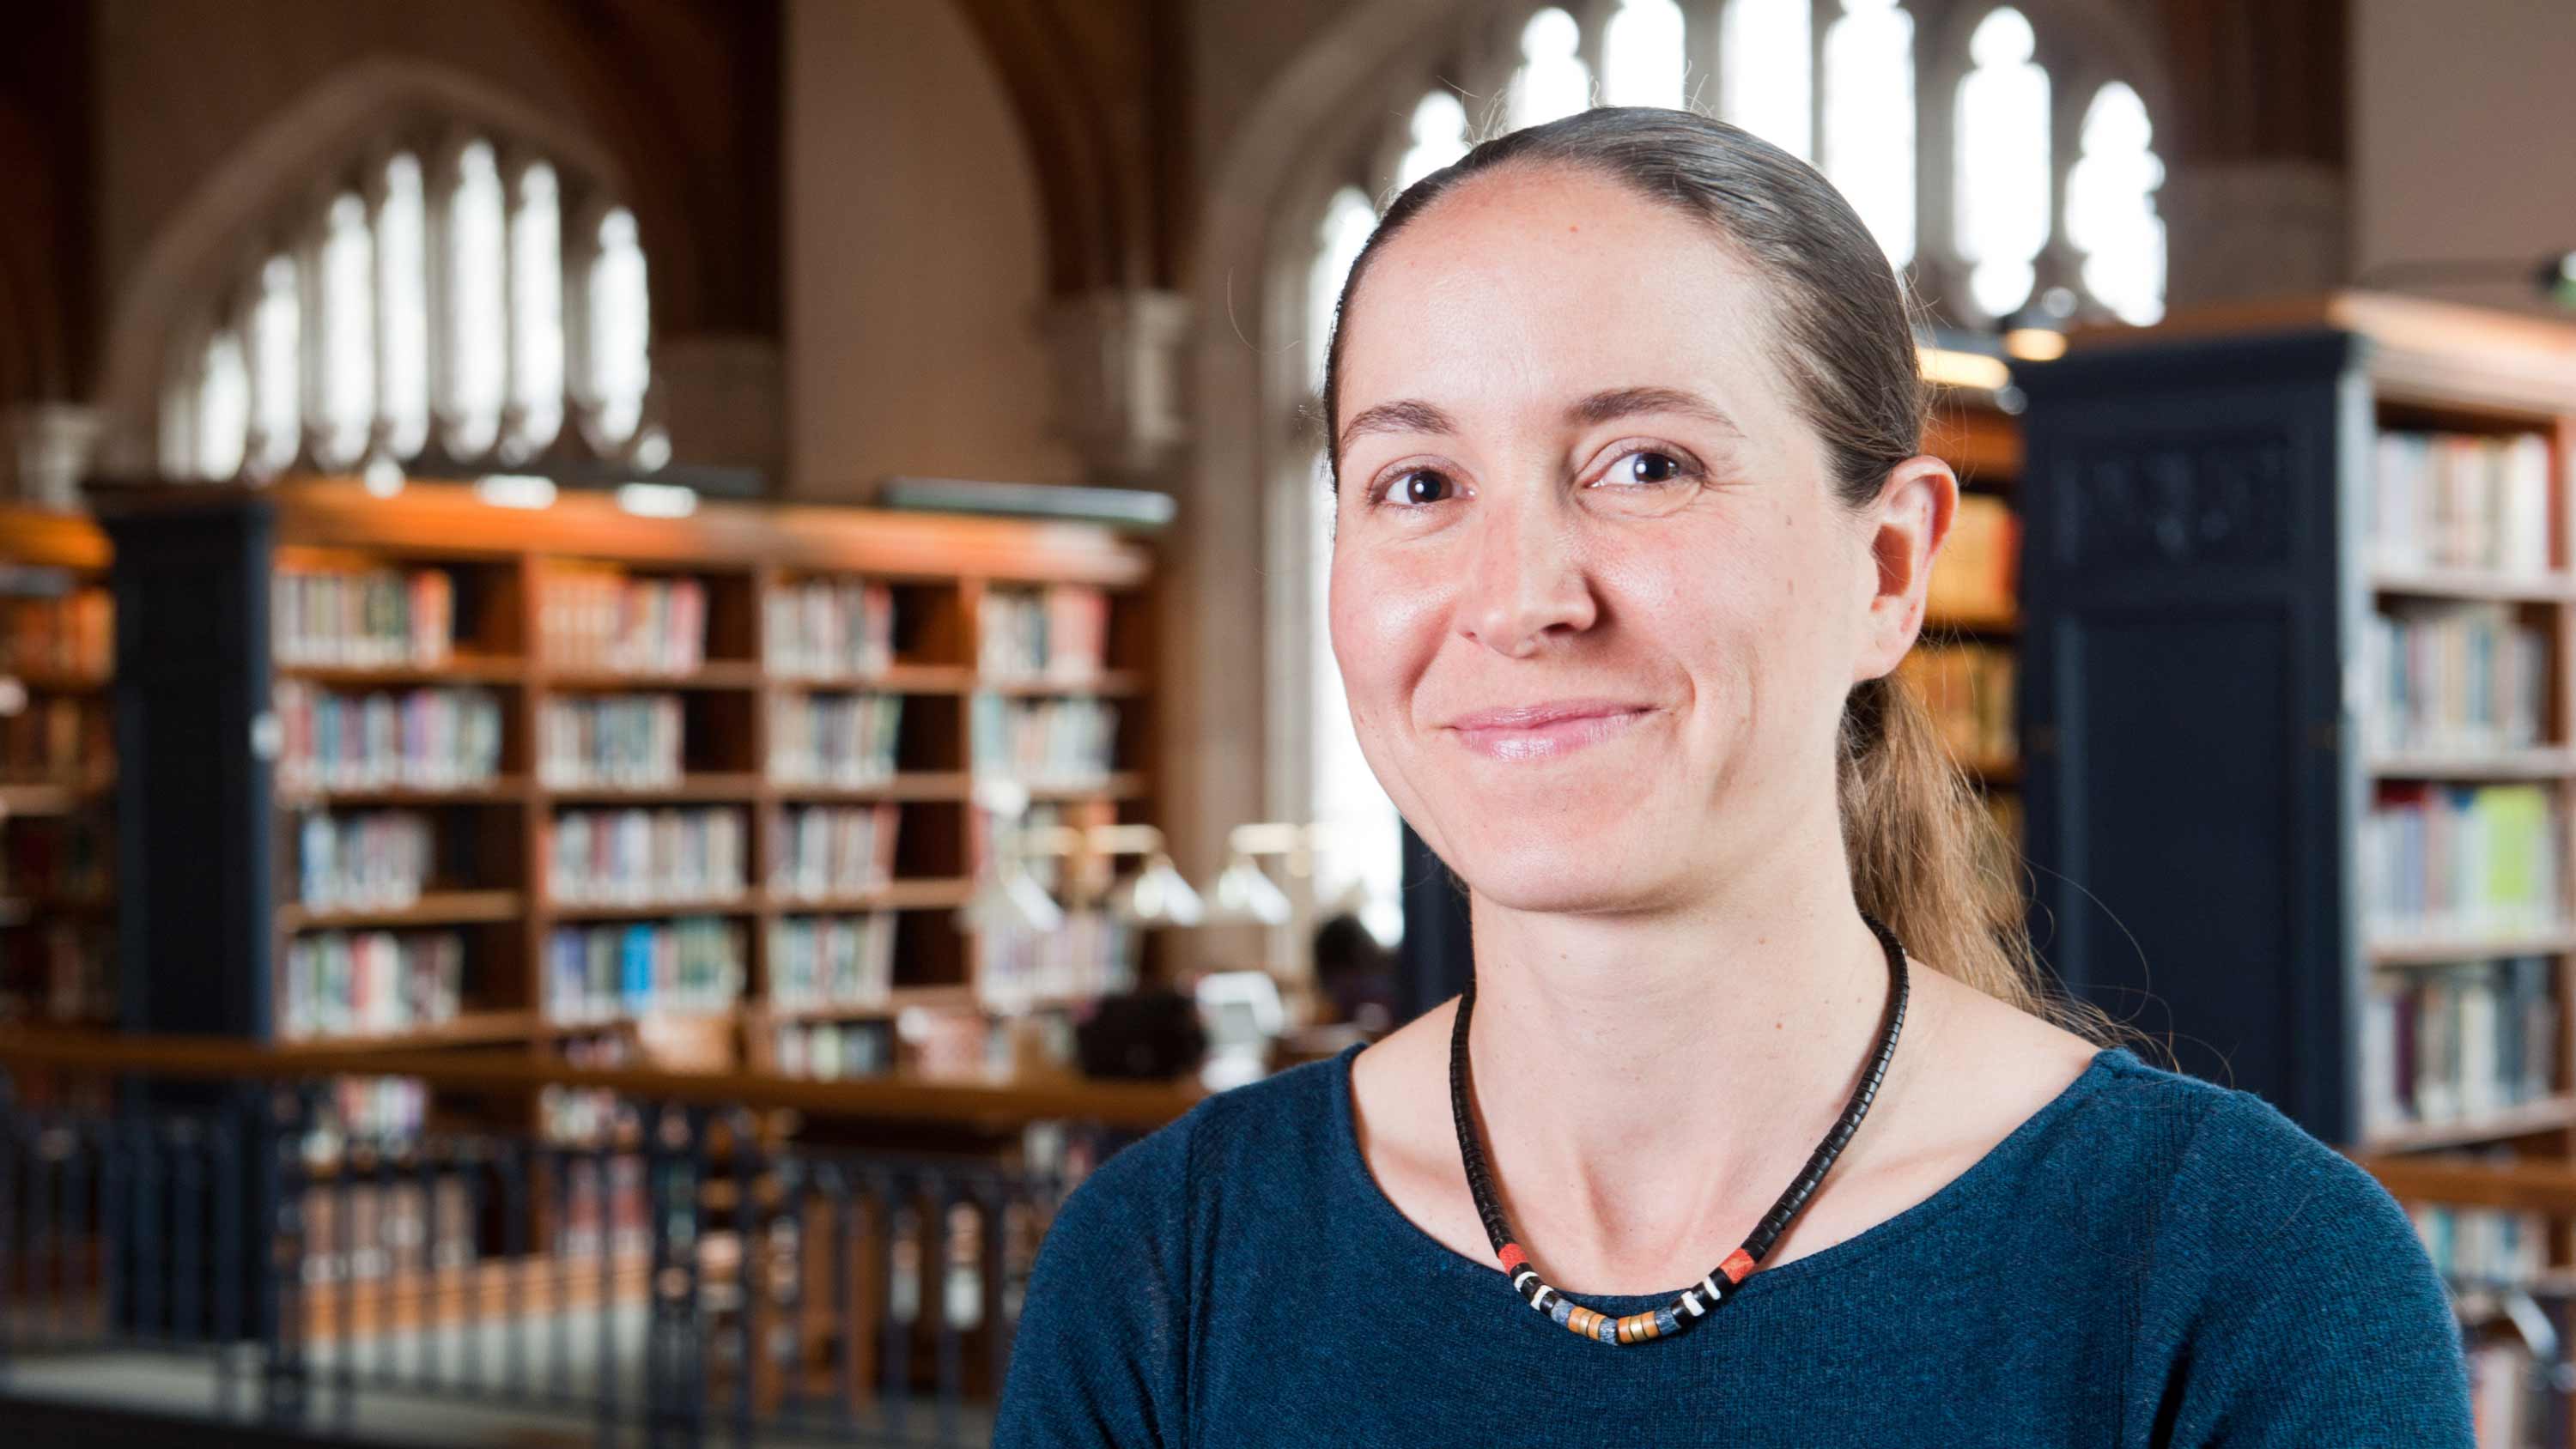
[297,1174,475,1284]
[980,584,1112,682]
[2361,783,2565,946]
[2,810,109,899]
[975,906,1138,1012]
[544,916,744,1023]
[0,922,112,1025]
[1,586,110,678]
[768,912,899,1010]
[550,807,747,906]
[278,930,465,1040]
[1894,643,2015,766]
[1925,495,2017,625]
[970,694,1119,787]
[2360,957,2560,1139]
[771,1018,895,1080]
[2371,431,2555,579]
[538,694,684,789]
[540,1033,636,1143]
[771,803,901,900]
[295,809,434,909]
[538,565,706,676]
[554,1155,650,1261]
[276,683,505,792]
[769,692,903,786]
[2360,603,2550,758]
[273,567,454,669]
[765,578,897,681]
[0,695,110,779]
[312,1075,428,1145]
[2411,1201,2550,1289]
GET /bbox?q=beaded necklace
[1446,911,1911,1344]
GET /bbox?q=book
[544,916,744,1023]
[765,578,896,681]
[280,930,465,1040]
[275,684,504,791]
[768,692,903,786]
[550,807,747,906]
[539,564,707,675]
[769,802,901,899]
[538,694,684,788]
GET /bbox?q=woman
[995,107,2470,1445]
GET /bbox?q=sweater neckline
[1327,1036,2133,1318]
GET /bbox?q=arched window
[1603,0,1689,109]
[1510,9,1592,130]
[1821,0,1917,267]
[1396,92,1473,191]
[1954,8,2050,318]
[2067,82,2166,324]
[160,129,653,482]
[1722,0,1813,161]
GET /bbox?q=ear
[1854,455,1959,683]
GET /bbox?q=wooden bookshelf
[1919,391,2026,846]
[2026,291,2576,1155]
[89,476,1160,1090]
[2026,294,2576,1433]
[0,506,114,1029]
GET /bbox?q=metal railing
[0,1039,1194,1447]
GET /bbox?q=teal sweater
[995,1041,2475,1446]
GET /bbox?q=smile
[1447,706,1653,761]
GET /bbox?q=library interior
[0,0,2573,1444]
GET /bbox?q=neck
[1456,807,1902,1290]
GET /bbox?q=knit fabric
[994,1041,2475,1447]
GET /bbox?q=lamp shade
[1109,850,1206,927]
[956,859,1065,935]
[1204,852,1293,927]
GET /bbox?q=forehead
[1336,163,1792,442]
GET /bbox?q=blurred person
[1310,909,1397,1036]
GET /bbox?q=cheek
[1327,544,1443,710]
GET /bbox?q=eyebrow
[1569,385,1743,438]
[1335,398,1458,458]
[1335,385,1743,458]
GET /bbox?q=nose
[1460,485,1597,657]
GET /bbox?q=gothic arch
[93,58,634,470]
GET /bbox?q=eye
[1371,466,1462,509]
[1592,446,1699,488]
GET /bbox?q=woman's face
[1327,163,1938,916]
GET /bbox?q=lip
[1443,700,1656,761]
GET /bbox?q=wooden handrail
[0,1029,1205,1131]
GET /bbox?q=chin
[1443,823,1671,915]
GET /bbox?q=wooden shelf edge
[2368,931,2576,967]
[281,888,524,931]
[2370,567,2576,603]
[2368,750,2576,781]
[278,777,529,807]
[2358,1096,2576,1154]
[275,1010,538,1052]
[276,654,526,684]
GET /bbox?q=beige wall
[782,0,1079,499]
[92,0,597,317]
[2352,0,2576,319]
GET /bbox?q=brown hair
[1320,106,2136,1051]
